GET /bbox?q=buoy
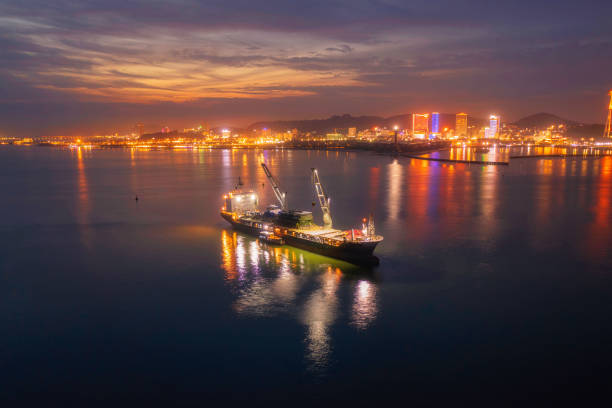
[135,195,139,201]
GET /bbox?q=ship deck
[276,222,382,245]
[226,211,383,246]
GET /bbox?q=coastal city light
[5,99,611,152]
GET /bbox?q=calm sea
[1,145,611,405]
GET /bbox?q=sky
[1,0,611,136]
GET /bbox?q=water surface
[1,146,611,405]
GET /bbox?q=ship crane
[260,162,287,210]
[311,168,332,228]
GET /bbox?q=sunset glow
[1,1,610,136]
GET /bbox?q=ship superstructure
[220,163,383,265]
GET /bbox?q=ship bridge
[223,191,259,215]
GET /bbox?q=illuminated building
[357,129,376,141]
[412,113,429,139]
[455,113,468,137]
[605,90,612,139]
[282,130,294,142]
[348,127,357,138]
[136,123,144,137]
[326,133,343,141]
[488,115,500,138]
[431,112,440,135]
[484,127,492,139]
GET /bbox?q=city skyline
[1,0,611,137]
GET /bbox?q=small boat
[259,230,284,245]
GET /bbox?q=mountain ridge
[248,113,478,133]
[248,112,602,132]
[512,112,578,129]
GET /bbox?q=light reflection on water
[3,146,612,403]
[301,266,340,371]
[429,145,612,163]
[73,146,93,248]
[387,159,402,221]
[351,280,378,330]
[216,147,612,372]
[220,229,378,372]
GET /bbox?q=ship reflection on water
[220,229,379,371]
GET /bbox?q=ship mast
[311,168,332,228]
[260,162,287,210]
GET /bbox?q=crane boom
[311,168,332,228]
[260,162,287,210]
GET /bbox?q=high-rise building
[489,115,500,138]
[200,121,210,134]
[136,123,144,137]
[455,113,468,137]
[412,113,429,139]
[431,112,440,135]
[604,90,612,139]
[348,127,357,138]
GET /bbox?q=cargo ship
[220,163,383,265]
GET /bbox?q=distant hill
[248,113,481,133]
[248,114,384,133]
[141,112,604,138]
[513,112,605,139]
[513,113,577,129]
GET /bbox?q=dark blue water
[1,146,611,406]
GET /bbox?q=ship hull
[221,212,380,266]
[282,234,380,265]
[221,212,261,234]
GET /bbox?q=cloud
[0,0,611,136]
[325,45,354,54]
